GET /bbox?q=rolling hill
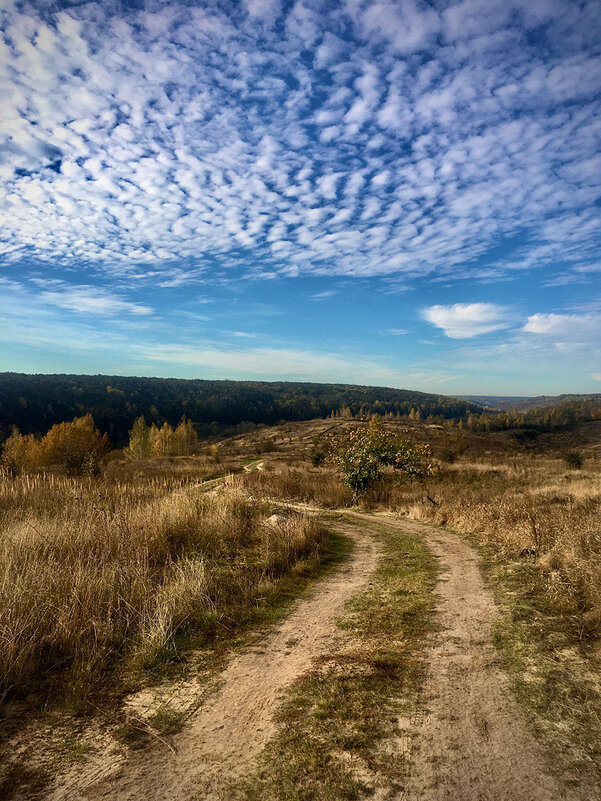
[0,373,484,444]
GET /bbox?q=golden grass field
[0,465,325,709]
[1,416,601,798]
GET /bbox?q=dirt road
[361,514,581,801]
[50,519,380,801]
[50,513,585,801]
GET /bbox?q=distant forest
[0,373,483,445]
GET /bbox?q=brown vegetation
[0,472,325,707]
[242,419,601,634]
[243,461,353,508]
[396,457,601,631]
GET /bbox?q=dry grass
[243,461,353,508]
[0,471,325,707]
[389,457,601,630]
[243,443,601,633]
[105,452,242,482]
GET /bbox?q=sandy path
[354,513,582,801]
[47,509,587,801]
[50,519,380,801]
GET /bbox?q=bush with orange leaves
[1,414,109,476]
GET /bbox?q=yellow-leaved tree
[126,416,152,459]
[127,417,198,458]
[0,429,42,475]
[40,415,109,475]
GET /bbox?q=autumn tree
[126,416,151,460]
[152,422,176,457]
[40,415,109,475]
[173,418,198,455]
[0,429,41,475]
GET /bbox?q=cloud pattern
[1,0,600,287]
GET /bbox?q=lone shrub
[564,450,584,470]
[329,416,434,500]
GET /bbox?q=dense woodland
[461,393,601,412]
[0,373,483,445]
[461,398,601,433]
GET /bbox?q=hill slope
[460,393,601,412]
[0,373,483,443]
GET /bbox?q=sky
[1,0,600,395]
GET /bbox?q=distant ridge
[0,373,484,444]
[459,394,601,412]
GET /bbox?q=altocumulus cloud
[0,0,600,287]
[423,303,511,339]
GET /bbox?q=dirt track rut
[364,514,583,801]
[50,520,380,801]
[50,512,586,801]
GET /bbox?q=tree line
[459,398,601,432]
[0,373,483,444]
[1,415,202,476]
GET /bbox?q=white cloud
[523,312,600,338]
[38,284,153,316]
[135,341,456,387]
[311,289,338,300]
[423,303,511,338]
[0,0,599,291]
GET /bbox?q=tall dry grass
[0,472,324,705]
[244,452,601,631]
[243,461,352,508]
[385,456,601,630]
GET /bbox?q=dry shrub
[0,474,325,703]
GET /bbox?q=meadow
[0,468,325,708]
[243,421,601,630]
[2,413,601,797]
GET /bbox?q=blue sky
[1,0,600,395]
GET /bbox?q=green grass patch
[234,519,437,801]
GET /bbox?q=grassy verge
[0,526,350,800]
[463,535,601,789]
[235,517,437,801]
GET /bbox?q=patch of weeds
[234,519,437,801]
[54,731,93,762]
[148,703,186,737]
[112,719,152,750]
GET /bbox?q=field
[1,416,601,798]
